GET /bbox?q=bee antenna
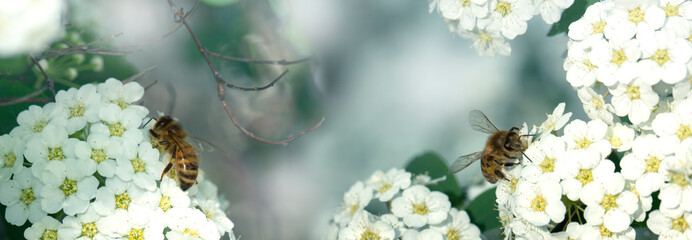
[142,117,157,128]
[521,134,536,137]
[522,151,533,163]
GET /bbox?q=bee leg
[160,163,173,181]
[503,161,518,167]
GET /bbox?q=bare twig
[165,0,324,145]
[208,51,310,65]
[0,86,48,106]
[123,66,157,83]
[30,55,55,100]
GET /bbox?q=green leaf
[547,0,600,36]
[405,152,464,208]
[466,187,501,232]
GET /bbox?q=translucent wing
[448,151,483,174]
[187,136,216,153]
[468,110,499,134]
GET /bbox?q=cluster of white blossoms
[0,79,236,240]
[428,0,574,56]
[324,168,482,240]
[0,0,65,57]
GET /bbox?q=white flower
[581,172,639,233]
[0,134,25,182]
[564,36,600,88]
[652,98,692,146]
[577,87,614,125]
[580,223,636,239]
[115,142,161,191]
[23,124,78,180]
[672,64,692,100]
[40,158,99,215]
[438,0,489,30]
[338,210,395,240]
[23,216,61,240]
[0,168,46,225]
[55,84,103,134]
[391,185,450,227]
[496,167,521,209]
[534,0,574,24]
[603,0,665,42]
[335,181,374,226]
[620,134,671,197]
[568,1,613,40]
[647,209,692,238]
[514,177,565,226]
[0,0,65,57]
[538,102,572,139]
[97,78,145,110]
[559,150,614,201]
[429,209,482,240]
[521,134,566,182]
[508,217,552,239]
[609,78,659,125]
[626,180,652,222]
[458,25,511,57]
[93,177,153,216]
[480,0,535,39]
[401,229,443,240]
[74,133,121,177]
[365,168,411,202]
[563,119,611,157]
[591,38,641,86]
[90,103,147,143]
[165,207,220,240]
[193,198,234,236]
[154,177,191,213]
[638,29,692,85]
[658,139,692,211]
[379,214,405,237]
[606,123,635,152]
[57,206,109,240]
[109,204,165,240]
[11,103,67,141]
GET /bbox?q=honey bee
[448,110,530,183]
[148,116,199,191]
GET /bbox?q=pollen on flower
[377,182,392,194]
[584,59,597,70]
[3,153,16,167]
[81,222,99,238]
[459,0,470,6]
[115,193,132,209]
[70,102,85,117]
[48,147,65,161]
[574,137,592,149]
[114,98,128,110]
[540,157,555,173]
[479,33,493,46]
[609,136,623,148]
[611,49,627,66]
[592,21,605,34]
[446,229,460,240]
[577,169,594,185]
[509,178,518,192]
[669,172,689,187]
[131,158,146,173]
[106,122,124,137]
[626,85,641,100]
[599,225,613,237]
[676,125,691,140]
[41,229,58,240]
[628,7,644,23]
[348,203,360,216]
[91,149,107,163]
[160,196,172,212]
[413,202,429,215]
[32,121,48,133]
[652,49,670,66]
[592,97,604,109]
[360,229,380,240]
[530,196,547,212]
[60,178,78,196]
[672,216,689,232]
[601,194,618,210]
[183,228,201,237]
[496,1,512,16]
[645,156,661,173]
[664,4,680,17]
[20,188,36,205]
[128,228,144,240]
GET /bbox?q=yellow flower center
[81,222,99,238]
[626,85,641,100]
[41,229,58,240]
[676,125,691,141]
[628,7,644,23]
[496,1,512,16]
[609,136,623,148]
[601,194,618,210]
[592,21,605,34]
[114,98,128,110]
[60,178,77,196]
[446,229,460,240]
[600,225,613,237]
[91,149,107,163]
[3,153,16,167]
[584,59,596,70]
[665,3,679,17]
[673,216,689,232]
[575,137,592,149]
[459,0,471,6]
[131,158,146,173]
[115,193,131,209]
[20,188,36,205]
[413,202,429,215]
[107,122,124,137]
[611,49,627,66]
[509,178,518,192]
[128,228,144,240]
[577,169,594,185]
[540,157,555,173]
[670,172,689,187]
[160,196,172,212]
[378,182,392,194]
[360,230,381,240]
[32,121,48,133]
[70,102,86,117]
[645,156,661,173]
[479,32,493,46]
[652,49,670,66]
[48,147,65,161]
[531,196,547,212]
[348,203,359,216]
[592,97,604,109]
[183,228,200,237]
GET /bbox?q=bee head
[505,132,524,151]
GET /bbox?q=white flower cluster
[0,0,65,57]
[428,0,574,57]
[325,168,482,240]
[0,79,236,240]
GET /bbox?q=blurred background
[0,0,587,239]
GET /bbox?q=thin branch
[208,51,310,65]
[30,55,55,100]
[0,86,48,106]
[222,69,289,92]
[123,66,157,83]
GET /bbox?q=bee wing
[469,110,499,134]
[187,136,217,153]
[448,151,483,174]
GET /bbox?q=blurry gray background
[78,0,584,239]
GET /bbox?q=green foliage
[405,152,465,208]
[547,0,600,36]
[202,0,239,7]
[0,204,28,240]
[465,187,501,232]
